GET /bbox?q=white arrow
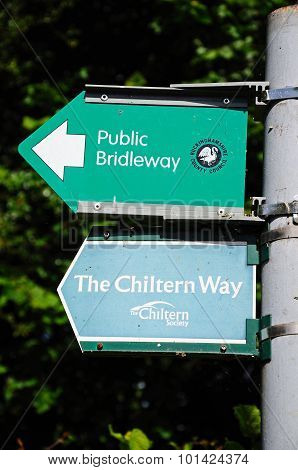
[32,120,86,180]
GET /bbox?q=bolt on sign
[18,83,267,220]
[57,238,259,356]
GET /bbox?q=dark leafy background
[0,0,288,450]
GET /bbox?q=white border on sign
[57,239,256,348]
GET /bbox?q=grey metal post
[262,5,298,450]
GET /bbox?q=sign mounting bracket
[85,81,269,108]
[263,86,298,102]
[259,320,298,342]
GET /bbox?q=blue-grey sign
[58,240,256,353]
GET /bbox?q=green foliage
[22,116,50,132]
[109,403,261,450]
[109,425,152,450]
[4,377,37,401]
[234,404,261,440]
[223,404,261,450]
[0,364,8,375]
[33,387,62,414]
[125,72,147,87]
[170,440,193,450]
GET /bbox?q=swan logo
[190,138,228,174]
[197,144,221,168]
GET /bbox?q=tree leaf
[126,428,152,450]
[108,425,126,444]
[234,405,261,439]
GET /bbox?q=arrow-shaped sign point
[32,120,86,180]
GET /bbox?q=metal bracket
[85,81,269,108]
[260,243,270,264]
[171,81,269,106]
[259,321,298,342]
[259,315,271,362]
[251,196,267,217]
[257,201,298,218]
[252,198,298,227]
[77,200,264,222]
[260,224,298,244]
[263,86,298,102]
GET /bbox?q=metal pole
[262,5,298,450]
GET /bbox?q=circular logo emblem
[196,144,221,168]
[190,138,228,174]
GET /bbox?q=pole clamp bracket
[251,197,298,219]
[260,224,298,244]
[263,86,298,102]
[258,201,298,218]
[259,321,298,342]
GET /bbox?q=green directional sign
[18,90,248,216]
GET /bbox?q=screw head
[97,343,104,351]
[103,231,110,240]
[220,345,227,353]
[223,98,230,104]
[218,208,225,216]
[100,94,108,101]
[94,202,102,211]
